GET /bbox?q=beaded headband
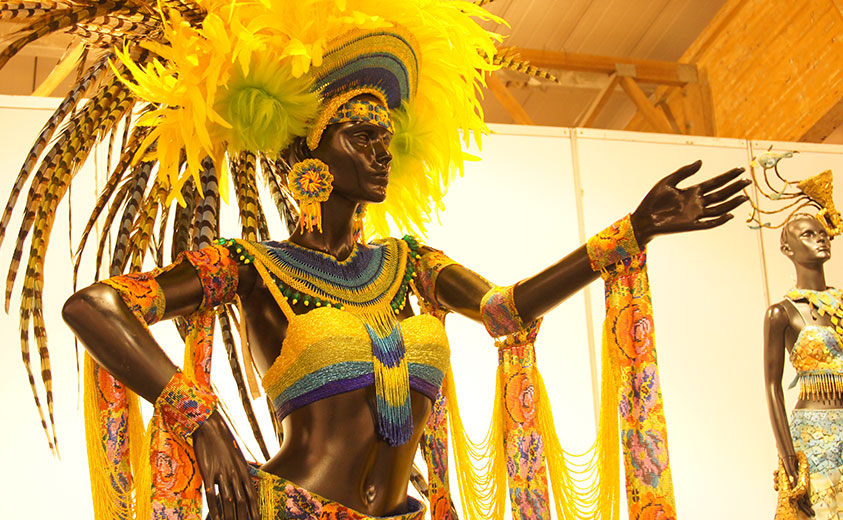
[326,99,394,134]
[307,28,417,150]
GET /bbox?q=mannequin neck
[793,263,827,291]
[289,196,360,261]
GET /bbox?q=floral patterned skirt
[248,465,427,520]
[790,408,843,519]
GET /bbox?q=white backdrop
[1,94,843,518]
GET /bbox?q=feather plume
[170,177,196,261]
[127,179,163,271]
[259,154,299,235]
[0,1,68,21]
[0,1,126,70]
[232,152,261,241]
[493,47,558,82]
[0,52,111,253]
[218,307,270,460]
[109,159,151,276]
[195,157,220,249]
[72,125,152,287]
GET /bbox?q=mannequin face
[781,216,831,266]
[311,96,393,205]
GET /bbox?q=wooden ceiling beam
[576,73,619,128]
[486,72,535,125]
[618,76,674,134]
[512,47,699,86]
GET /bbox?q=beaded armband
[480,285,527,338]
[180,244,239,309]
[586,214,641,272]
[156,370,217,441]
[101,270,167,325]
[414,247,458,310]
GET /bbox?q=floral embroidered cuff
[586,214,641,272]
[101,270,167,325]
[156,371,217,440]
[480,285,527,338]
[181,244,239,309]
[415,249,458,310]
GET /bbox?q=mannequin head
[286,95,393,207]
[780,214,832,267]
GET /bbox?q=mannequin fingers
[693,213,733,229]
[701,195,748,218]
[233,476,249,520]
[702,178,751,204]
[205,483,222,520]
[218,476,237,520]
[695,167,745,193]
[235,461,260,519]
[663,159,702,187]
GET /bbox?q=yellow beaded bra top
[220,236,449,445]
[787,287,843,400]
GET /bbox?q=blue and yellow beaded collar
[219,236,424,445]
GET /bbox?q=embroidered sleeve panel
[179,244,240,309]
[586,214,642,273]
[100,269,167,325]
[413,245,458,312]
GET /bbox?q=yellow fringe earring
[289,158,333,233]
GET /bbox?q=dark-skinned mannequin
[62,94,750,520]
[764,215,837,518]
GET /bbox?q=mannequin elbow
[62,284,120,329]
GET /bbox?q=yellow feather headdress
[115,0,503,236]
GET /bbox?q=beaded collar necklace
[786,287,843,336]
[219,235,423,445]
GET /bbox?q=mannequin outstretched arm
[432,160,749,324]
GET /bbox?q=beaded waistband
[248,464,426,520]
[796,371,843,400]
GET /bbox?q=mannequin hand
[798,494,815,517]
[630,160,749,245]
[783,455,815,517]
[193,410,260,520]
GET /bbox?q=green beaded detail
[219,237,417,313]
[218,237,255,264]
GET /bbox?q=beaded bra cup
[221,236,448,445]
[787,288,843,400]
[262,307,449,422]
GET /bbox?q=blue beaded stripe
[376,395,413,446]
[264,240,386,287]
[318,55,411,109]
[314,31,419,108]
[366,321,413,446]
[366,322,405,368]
[272,364,443,422]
